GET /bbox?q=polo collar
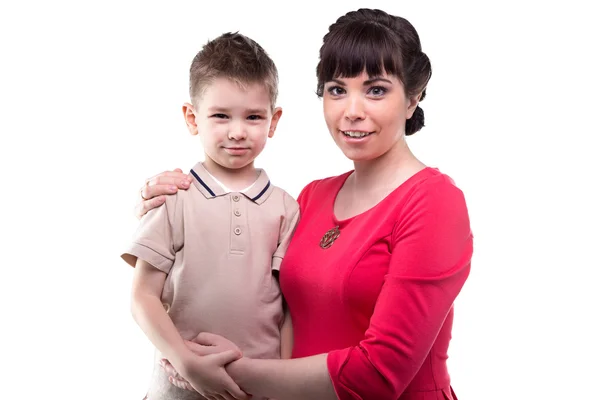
[189,162,273,205]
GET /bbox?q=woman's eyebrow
[364,77,392,85]
[328,78,346,86]
[327,77,393,86]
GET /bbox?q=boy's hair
[189,32,279,109]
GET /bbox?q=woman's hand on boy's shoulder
[135,168,193,219]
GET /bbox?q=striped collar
[189,162,273,205]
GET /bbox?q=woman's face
[322,70,419,162]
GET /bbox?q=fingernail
[181,180,190,187]
[169,185,177,191]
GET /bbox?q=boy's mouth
[223,147,250,155]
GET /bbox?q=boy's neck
[202,158,259,191]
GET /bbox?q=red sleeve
[326,176,473,400]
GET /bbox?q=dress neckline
[331,167,435,227]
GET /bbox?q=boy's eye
[212,113,228,119]
[327,86,345,96]
[247,115,262,121]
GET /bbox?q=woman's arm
[224,177,471,400]
[227,355,337,400]
[324,177,473,400]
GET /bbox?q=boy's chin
[217,158,256,171]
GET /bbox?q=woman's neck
[351,138,424,194]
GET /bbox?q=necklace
[320,225,340,249]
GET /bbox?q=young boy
[121,32,299,400]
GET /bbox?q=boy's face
[183,77,282,171]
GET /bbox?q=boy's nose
[227,124,247,140]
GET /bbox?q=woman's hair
[316,8,432,135]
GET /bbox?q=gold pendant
[320,226,340,249]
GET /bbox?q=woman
[136,8,473,400]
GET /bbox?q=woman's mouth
[341,130,374,139]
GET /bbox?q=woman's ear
[405,92,422,120]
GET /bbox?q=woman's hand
[161,333,250,399]
[135,168,193,219]
[179,349,249,400]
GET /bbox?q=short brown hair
[316,9,432,135]
[189,32,279,109]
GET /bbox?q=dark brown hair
[189,32,278,109]
[316,9,432,135]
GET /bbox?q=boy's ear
[268,107,283,138]
[182,103,199,136]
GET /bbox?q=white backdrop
[1,1,598,399]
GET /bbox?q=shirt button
[234,209,241,217]
[234,227,242,235]
[232,195,240,202]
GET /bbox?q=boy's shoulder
[265,180,299,210]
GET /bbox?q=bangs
[317,22,403,94]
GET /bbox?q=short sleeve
[271,193,300,271]
[120,194,181,274]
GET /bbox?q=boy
[121,32,299,400]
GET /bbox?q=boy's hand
[177,350,250,400]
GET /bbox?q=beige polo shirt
[121,162,299,400]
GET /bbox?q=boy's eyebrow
[246,108,269,114]
[207,106,268,114]
[207,106,230,112]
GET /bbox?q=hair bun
[405,105,425,136]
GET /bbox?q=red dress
[279,167,473,400]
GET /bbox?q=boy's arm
[131,258,249,400]
[130,258,191,372]
[279,305,293,359]
[275,195,299,360]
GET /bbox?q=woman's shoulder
[408,167,467,199]
[393,167,470,225]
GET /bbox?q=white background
[1,1,599,399]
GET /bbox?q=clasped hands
[163,332,251,400]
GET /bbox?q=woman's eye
[327,86,345,96]
[369,86,388,96]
